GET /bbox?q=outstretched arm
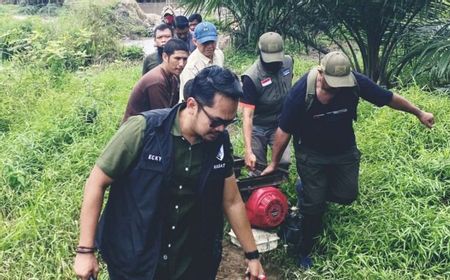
[388,93,434,128]
[74,165,112,280]
[223,175,265,280]
[261,128,291,175]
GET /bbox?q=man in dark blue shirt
[262,51,434,269]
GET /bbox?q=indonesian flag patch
[260,77,272,87]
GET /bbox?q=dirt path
[217,242,283,280]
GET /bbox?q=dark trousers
[295,145,361,256]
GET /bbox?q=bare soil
[217,241,283,280]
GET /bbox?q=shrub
[120,45,144,61]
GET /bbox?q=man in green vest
[240,32,294,173]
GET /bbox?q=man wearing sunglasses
[262,51,434,269]
[74,66,265,280]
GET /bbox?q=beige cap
[258,32,284,63]
[320,51,356,87]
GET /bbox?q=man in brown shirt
[122,39,189,123]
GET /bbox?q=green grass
[0,60,140,279]
[1,4,449,280]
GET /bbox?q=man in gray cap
[179,21,224,101]
[241,32,294,173]
[262,51,435,269]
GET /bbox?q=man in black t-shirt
[262,51,435,269]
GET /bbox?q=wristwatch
[244,250,260,260]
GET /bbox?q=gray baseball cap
[320,51,356,87]
[258,32,284,63]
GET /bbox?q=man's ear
[185,97,198,114]
[162,52,169,62]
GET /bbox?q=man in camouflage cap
[263,51,434,269]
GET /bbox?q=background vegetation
[182,0,450,88]
[1,1,449,279]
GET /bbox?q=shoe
[297,254,313,269]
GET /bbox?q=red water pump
[245,186,288,229]
[233,157,290,229]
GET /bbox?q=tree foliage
[5,0,64,5]
[181,0,449,86]
[180,0,309,51]
[393,22,450,88]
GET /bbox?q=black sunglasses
[197,101,238,128]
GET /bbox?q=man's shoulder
[144,51,158,61]
[141,107,174,128]
[140,67,165,85]
[290,73,308,96]
[242,59,260,79]
[214,48,224,62]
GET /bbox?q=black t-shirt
[279,72,393,154]
[241,75,259,106]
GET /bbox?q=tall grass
[0,60,140,279]
[1,4,449,279]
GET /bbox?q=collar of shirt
[191,48,215,65]
[170,106,202,144]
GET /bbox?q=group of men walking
[73,9,435,280]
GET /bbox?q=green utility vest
[243,55,293,127]
[305,66,360,119]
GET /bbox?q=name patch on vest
[147,154,162,162]
[282,68,291,76]
[214,163,226,169]
[260,77,272,87]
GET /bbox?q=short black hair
[174,16,189,29]
[188,13,202,23]
[153,23,173,36]
[183,79,194,100]
[163,38,189,56]
[190,66,243,107]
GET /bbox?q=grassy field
[1,3,449,280]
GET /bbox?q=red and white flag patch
[260,77,272,87]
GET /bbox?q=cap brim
[323,73,356,88]
[260,51,284,63]
[197,35,217,44]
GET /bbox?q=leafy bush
[392,23,450,89]
[0,1,122,73]
[120,45,144,61]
